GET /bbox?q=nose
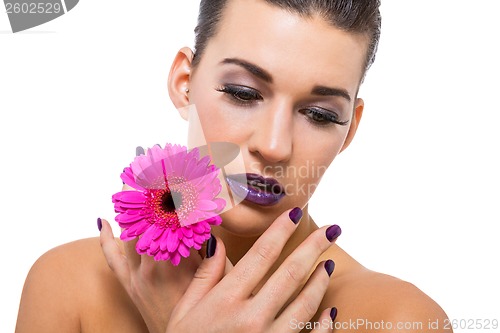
[247,101,293,164]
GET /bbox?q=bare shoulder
[16,238,147,333]
[323,268,452,332]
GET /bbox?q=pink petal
[142,164,166,189]
[197,200,218,211]
[152,227,165,240]
[214,198,226,212]
[192,223,205,234]
[178,243,190,257]
[181,227,193,238]
[154,250,170,261]
[172,151,188,177]
[182,210,204,226]
[121,167,145,190]
[197,191,216,200]
[188,161,209,181]
[112,191,146,204]
[182,237,194,247]
[167,228,180,252]
[126,221,150,237]
[148,238,161,255]
[160,229,170,251]
[170,252,181,266]
[136,226,157,251]
[195,171,218,191]
[193,233,207,244]
[184,156,198,179]
[114,201,147,209]
[116,212,144,224]
[209,215,222,226]
[120,229,136,241]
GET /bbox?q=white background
[1,1,499,332]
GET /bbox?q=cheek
[293,123,348,166]
[189,89,252,144]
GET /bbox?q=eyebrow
[311,86,352,102]
[220,57,352,102]
[221,58,273,83]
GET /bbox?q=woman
[15,0,451,332]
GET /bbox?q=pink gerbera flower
[112,144,225,266]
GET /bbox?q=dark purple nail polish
[206,234,217,258]
[97,217,102,232]
[324,259,335,277]
[136,146,145,156]
[330,307,338,321]
[289,207,303,224]
[326,225,341,242]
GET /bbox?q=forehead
[201,0,368,94]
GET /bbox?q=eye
[215,85,263,105]
[299,107,349,127]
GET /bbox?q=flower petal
[182,237,194,247]
[125,221,150,237]
[170,252,181,266]
[115,212,144,224]
[193,233,207,244]
[181,227,193,238]
[214,198,226,212]
[112,191,146,204]
[121,167,146,190]
[167,228,180,253]
[197,200,218,211]
[178,243,190,258]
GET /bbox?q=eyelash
[215,84,348,127]
[215,85,262,106]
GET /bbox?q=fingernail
[289,207,303,224]
[326,225,341,242]
[330,307,338,321]
[97,217,102,232]
[324,259,335,277]
[136,146,145,156]
[206,234,217,258]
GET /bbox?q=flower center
[161,190,182,213]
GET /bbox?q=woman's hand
[166,208,339,333]
[99,217,202,333]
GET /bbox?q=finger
[224,256,234,276]
[122,237,141,268]
[199,238,233,276]
[255,225,339,314]
[309,307,336,333]
[273,260,334,331]
[225,208,301,298]
[172,235,227,319]
[119,183,142,268]
[99,218,131,289]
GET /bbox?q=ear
[168,47,194,120]
[339,98,364,153]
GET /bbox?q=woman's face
[170,0,367,236]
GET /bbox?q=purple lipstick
[226,173,285,206]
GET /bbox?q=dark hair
[193,0,382,80]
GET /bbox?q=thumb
[172,234,226,318]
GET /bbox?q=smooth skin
[15,1,452,332]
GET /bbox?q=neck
[213,205,319,278]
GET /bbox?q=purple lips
[226,173,285,206]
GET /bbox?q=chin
[216,201,284,237]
